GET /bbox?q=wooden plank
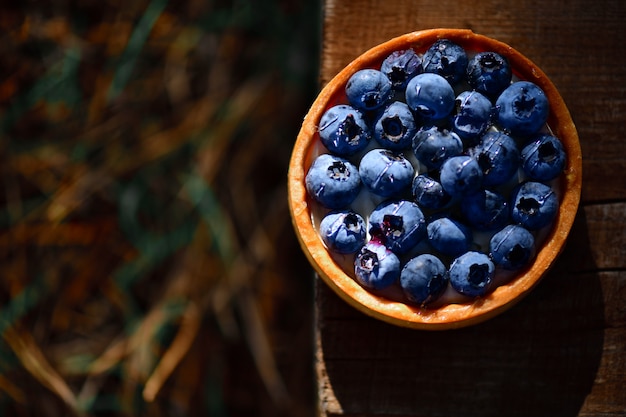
[316,0,626,416]
[316,271,625,417]
[562,203,626,271]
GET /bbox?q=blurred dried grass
[0,1,319,416]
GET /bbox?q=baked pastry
[288,29,582,330]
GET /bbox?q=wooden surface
[314,1,626,416]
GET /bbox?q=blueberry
[412,125,463,171]
[469,130,520,187]
[405,73,455,121]
[461,188,510,231]
[451,90,493,145]
[305,154,361,209]
[373,101,418,151]
[449,251,495,297]
[466,51,512,99]
[354,241,401,290]
[510,181,559,230]
[319,210,367,254]
[345,69,393,112]
[439,155,483,197]
[359,149,415,198]
[411,173,451,210]
[318,104,371,156]
[368,199,426,255]
[489,224,536,270]
[427,217,472,256]
[400,254,448,305]
[422,39,469,85]
[381,49,422,90]
[521,134,566,181]
[496,81,549,137]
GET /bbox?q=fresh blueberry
[461,188,510,231]
[319,210,367,254]
[469,130,520,187]
[449,251,495,297]
[400,254,449,305]
[489,224,536,270]
[496,81,549,137]
[412,125,463,171]
[345,69,393,112]
[318,104,371,156]
[521,134,566,181]
[405,73,456,121]
[466,51,512,99]
[368,199,426,255]
[411,174,451,210]
[354,241,401,290]
[422,39,469,85]
[427,217,472,256]
[305,154,361,209]
[439,155,483,197]
[451,90,493,145]
[359,149,415,198]
[381,49,422,90]
[510,181,559,230]
[373,101,418,151]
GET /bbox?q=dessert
[288,29,582,330]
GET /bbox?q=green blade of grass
[106,0,169,103]
[0,45,81,133]
[0,274,48,337]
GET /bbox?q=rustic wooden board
[314,0,626,416]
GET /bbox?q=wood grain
[315,0,626,415]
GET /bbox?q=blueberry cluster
[305,39,567,306]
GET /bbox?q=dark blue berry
[381,49,422,90]
[489,224,535,270]
[400,254,448,305]
[510,181,559,230]
[359,149,415,198]
[521,134,566,181]
[451,90,493,145]
[422,39,468,85]
[368,200,426,255]
[345,69,393,112]
[469,130,520,187]
[439,155,483,197]
[405,73,456,121]
[412,125,463,171]
[305,154,361,209]
[496,81,549,137]
[318,104,371,156]
[466,51,512,99]
[354,241,401,290]
[373,101,417,151]
[411,174,451,210]
[449,251,495,297]
[319,210,367,254]
[461,188,510,231]
[427,217,472,256]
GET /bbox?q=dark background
[0,1,320,416]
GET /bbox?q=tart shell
[288,29,582,330]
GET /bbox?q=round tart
[288,29,582,330]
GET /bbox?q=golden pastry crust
[288,29,582,330]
